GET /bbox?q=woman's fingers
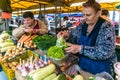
[57,31,63,38]
[67,43,72,46]
[65,44,81,54]
[65,44,73,53]
[57,31,69,39]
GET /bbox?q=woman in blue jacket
[57,0,117,76]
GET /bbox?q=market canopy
[1,0,120,14]
[11,0,49,10]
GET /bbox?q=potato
[4,56,8,60]
[22,48,26,51]
[12,52,15,55]
[0,53,2,56]
[5,52,10,56]
[8,63,13,68]
[15,52,19,55]
[9,54,12,57]
[8,57,12,60]
[16,49,20,52]
[19,52,23,54]
[29,40,32,43]
[11,66,16,71]
[12,55,16,58]
[4,63,8,67]
[19,47,23,51]
[0,56,3,60]
[12,62,18,66]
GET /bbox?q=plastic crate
[1,62,14,80]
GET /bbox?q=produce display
[0,31,15,52]
[2,61,19,72]
[47,36,67,60]
[17,55,50,77]
[0,32,86,80]
[53,73,66,80]
[33,34,56,50]
[73,75,84,80]
[27,64,56,80]
[47,46,65,59]
[0,31,11,43]
[1,61,19,80]
[18,34,38,49]
[0,52,2,60]
[46,36,70,69]
[56,36,68,48]
[0,46,26,62]
[43,73,57,80]
[0,42,15,52]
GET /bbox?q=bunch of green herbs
[32,34,56,50]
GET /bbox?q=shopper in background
[12,11,48,39]
[39,15,48,27]
[101,9,111,23]
[57,0,117,77]
[56,16,69,33]
[61,16,69,28]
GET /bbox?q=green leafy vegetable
[32,34,56,50]
[56,36,68,49]
[47,46,64,59]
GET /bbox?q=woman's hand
[65,43,81,54]
[57,31,69,39]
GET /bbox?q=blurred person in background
[61,16,69,28]
[39,16,48,27]
[101,9,111,23]
[56,16,69,33]
[12,11,48,39]
[57,0,117,77]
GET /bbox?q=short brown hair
[101,9,109,16]
[63,16,68,20]
[82,0,101,12]
[23,11,34,19]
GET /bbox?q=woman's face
[82,7,100,25]
[23,17,34,27]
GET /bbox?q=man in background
[101,9,111,23]
[12,11,48,39]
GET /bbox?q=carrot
[31,34,38,39]
[18,34,26,43]
[24,36,33,42]
[22,35,31,42]
[24,34,38,42]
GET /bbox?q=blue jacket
[68,18,117,76]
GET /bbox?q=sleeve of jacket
[12,25,25,39]
[67,24,82,44]
[80,22,116,60]
[38,20,48,34]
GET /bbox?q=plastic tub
[114,62,120,80]
[48,54,69,65]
